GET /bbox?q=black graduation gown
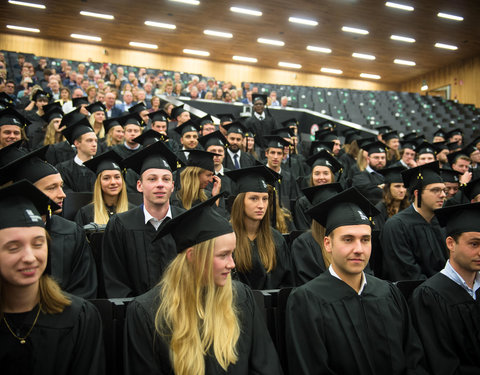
[410,273,480,375]
[102,205,185,298]
[293,195,312,230]
[0,295,105,375]
[291,231,327,285]
[281,154,307,180]
[49,215,98,299]
[338,152,357,180]
[74,202,138,226]
[352,169,384,205]
[373,201,389,233]
[244,115,278,149]
[45,141,75,165]
[286,272,428,375]
[224,150,257,170]
[124,281,283,375]
[112,143,143,159]
[234,229,294,289]
[274,168,300,211]
[56,159,96,192]
[380,205,448,281]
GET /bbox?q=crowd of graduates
[0,60,479,374]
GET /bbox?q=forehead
[267,147,283,153]
[369,152,385,157]
[183,130,198,137]
[142,169,173,179]
[36,173,63,186]
[0,124,21,130]
[332,224,371,237]
[424,182,445,189]
[207,145,224,153]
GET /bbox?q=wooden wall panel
[401,55,480,107]
[0,34,398,92]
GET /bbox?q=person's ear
[185,247,194,262]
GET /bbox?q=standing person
[0,181,105,375]
[410,202,480,374]
[124,194,283,375]
[244,94,277,148]
[226,166,294,289]
[286,187,428,375]
[102,141,185,298]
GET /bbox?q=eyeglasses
[424,187,448,195]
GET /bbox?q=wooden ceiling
[1,0,480,84]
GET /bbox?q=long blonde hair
[92,171,129,225]
[357,149,368,171]
[177,166,208,210]
[105,126,121,147]
[155,238,240,375]
[310,220,331,269]
[89,113,105,139]
[230,192,276,272]
[43,118,64,145]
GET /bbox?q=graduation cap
[216,113,234,123]
[357,136,377,150]
[401,161,442,207]
[432,141,448,152]
[41,105,64,123]
[85,101,106,114]
[447,148,469,166]
[198,114,214,128]
[403,131,420,141]
[463,139,479,156]
[281,118,299,128]
[174,120,200,136]
[306,150,343,174]
[61,118,95,145]
[446,128,463,139]
[0,107,31,129]
[439,168,461,184]
[133,129,168,146]
[400,140,417,151]
[121,139,182,175]
[315,128,338,142]
[263,135,291,150]
[72,96,89,108]
[0,180,59,230]
[378,165,406,184]
[0,140,25,167]
[60,107,86,128]
[155,193,233,253]
[321,121,336,130]
[306,187,380,236]
[375,125,392,135]
[103,116,123,134]
[363,140,387,155]
[32,89,52,103]
[435,202,480,237]
[416,141,437,156]
[119,112,145,127]
[433,129,446,139]
[42,101,62,115]
[301,182,343,206]
[84,149,122,176]
[446,141,461,152]
[343,129,362,145]
[309,140,334,155]
[182,150,217,172]
[252,93,268,105]
[383,130,399,142]
[225,165,278,193]
[148,110,169,123]
[0,92,14,108]
[128,102,148,114]
[463,177,480,201]
[198,130,228,150]
[170,105,188,119]
[223,121,248,136]
[272,127,295,139]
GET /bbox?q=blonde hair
[357,149,368,171]
[230,192,276,272]
[43,118,64,145]
[105,126,121,147]
[92,171,129,225]
[310,220,331,269]
[155,238,240,375]
[89,113,105,139]
[177,167,208,210]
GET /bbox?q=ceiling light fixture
[360,73,381,79]
[306,45,332,53]
[437,12,463,21]
[394,59,416,66]
[6,25,40,32]
[204,30,233,38]
[342,26,369,35]
[435,42,458,50]
[233,55,258,63]
[390,34,415,43]
[257,38,284,46]
[145,21,176,29]
[352,52,375,60]
[183,49,210,56]
[321,68,343,74]
[169,0,200,5]
[129,41,158,49]
[8,1,45,9]
[385,2,414,11]
[79,11,114,20]
[279,62,302,69]
[288,17,318,26]
[71,33,101,41]
[230,6,262,16]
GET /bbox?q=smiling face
[100,170,123,198]
[212,232,236,287]
[0,125,22,148]
[312,165,333,186]
[137,169,174,208]
[34,173,66,214]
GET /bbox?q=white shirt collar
[254,111,265,120]
[328,265,367,295]
[143,205,172,230]
[216,165,225,175]
[440,260,480,300]
[74,155,85,166]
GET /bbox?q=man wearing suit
[223,122,257,170]
[244,94,277,148]
[104,92,123,118]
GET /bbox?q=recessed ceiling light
[183,49,210,56]
[230,6,262,16]
[342,26,369,35]
[169,0,199,5]
[71,33,101,41]
[279,62,301,69]
[204,30,233,38]
[257,38,284,46]
[360,73,381,79]
[390,34,415,43]
[6,25,40,32]
[385,2,414,11]
[79,11,114,20]
[233,55,257,63]
[435,42,458,50]
[394,59,416,66]
[352,53,375,60]
[321,68,343,74]
[288,17,318,26]
[129,41,158,49]
[437,12,463,21]
[8,1,45,9]
[306,45,332,53]
[145,21,176,29]
[421,84,428,91]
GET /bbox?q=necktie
[233,153,240,169]
[259,115,264,121]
